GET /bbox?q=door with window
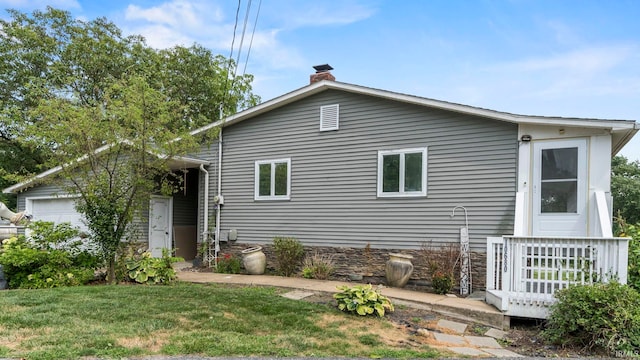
[532,139,587,236]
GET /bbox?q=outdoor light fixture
[520,135,532,142]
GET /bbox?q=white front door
[532,139,588,236]
[149,196,173,258]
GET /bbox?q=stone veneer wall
[213,242,487,294]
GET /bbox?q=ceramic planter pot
[241,246,266,275]
[385,253,414,288]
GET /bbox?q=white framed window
[254,158,291,200]
[320,104,339,131]
[377,148,427,197]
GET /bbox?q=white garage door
[28,197,89,233]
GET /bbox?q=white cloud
[125,0,213,29]
[242,29,306,69]
[118,0,308,71]
[474,44,640,102]
[123,0,222,48]
[544,19,580,45]
[129,24,196,49]
[505,45,634,74]
[276,2,377,28]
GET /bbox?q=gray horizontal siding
[16,183,68,211]
[213,89,518,251]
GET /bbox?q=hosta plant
[125,249,182,284]
[334,284,394,317]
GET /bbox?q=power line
[223,0,262,116]
[227,0,242,67]
[221,0,243,118]
[227,0,252,99]
[233,0,252,79]
[242,0,262,76]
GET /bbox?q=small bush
[421,242,459,294]
[301,252,335,279]
[0,221,101,289]
[125,249,183,284]
[617,219,640,291]
[542,282,640,354]
[334,284,394,317]
[431,271,455,294]
[216,253,242,274]
[272,236,304,277]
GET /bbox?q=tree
[612,155,640,226]
[0,7,259,186]
[25,75,209,282]
[2,7,259,282]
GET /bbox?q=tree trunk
[106,256,116,284]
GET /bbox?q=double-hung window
[377,148,427,197]
[255,158,291,200]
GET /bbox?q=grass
[0,282,441,360]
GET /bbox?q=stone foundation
[211,242,487,294]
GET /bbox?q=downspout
[199,164,209,259]
[214,128,223,267]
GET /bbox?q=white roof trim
[3,142,209,194]
[191,80,638,136]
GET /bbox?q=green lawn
[0,282,440,360]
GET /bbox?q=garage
[27,197,89,233]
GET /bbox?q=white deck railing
[486,236,629,319]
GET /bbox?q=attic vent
[320,104,339,131]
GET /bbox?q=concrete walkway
[175,267,521,358]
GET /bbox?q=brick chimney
[310,64,335,84]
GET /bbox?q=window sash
[255,158,291,200]
[378,148,427,197]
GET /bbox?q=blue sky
[2,0,639,160]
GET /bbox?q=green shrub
[542,282,640,354]
[125,249,183,284]
[216,253,242,274]
[431,271,454,295]
[272,236,304,277]
[301,252,335,279]
[0,221,101,289]
[334,284,394,317]
[619,222,640,291]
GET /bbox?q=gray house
[5,67,639,318]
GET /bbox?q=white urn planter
[241,246,266,275]
[385,253,414,288]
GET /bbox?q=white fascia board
[3,142,210,194]
[328,82,638,130]
[2,142,116,194]
[191,80,638,135]
[166,156,210,170]
[3,165,63,194]
[190,81,328,137]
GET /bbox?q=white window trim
[377,147,427,198]
[254,158,291,201]
[320,104,339,131]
